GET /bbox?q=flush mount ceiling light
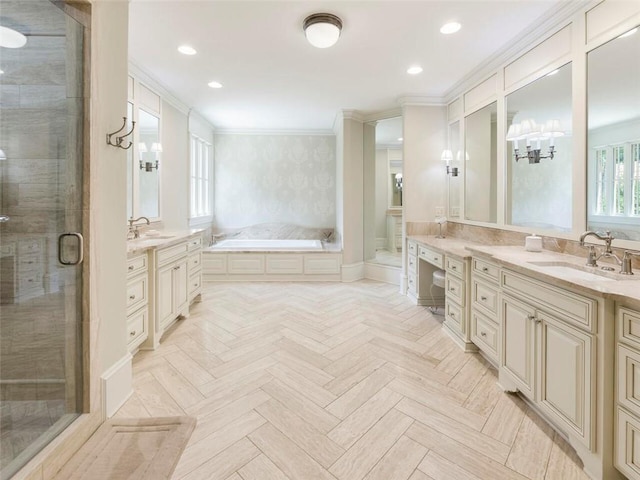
[178,45,197,55]
[303,13,342,48]
[0,26,27,48]
[440,22,461,35]
[407,66,423,75]
[208,81,223,89]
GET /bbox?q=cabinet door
[173,258,189,315]
[501,294,536,398]
[157,263,175,327]
[538,311,592,449]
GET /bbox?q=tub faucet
[127,216,150,240]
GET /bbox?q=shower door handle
[58,232,84,265]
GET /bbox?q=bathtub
[203,239,342,281]
[207,239,323,251]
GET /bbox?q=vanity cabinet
[470,257,501,364]
[443,255,475,351]
[500,269,595,451]
[157,256,189,331]
[125,252,149,352]
[615,306,640,479]
[407,240,445,307]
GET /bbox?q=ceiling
[128,0,562,133]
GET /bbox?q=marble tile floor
[115,280,589,480]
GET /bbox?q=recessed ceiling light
[407,66,423,75]
[618,27,638,39]
[178,45,197,55]
[440,22,461,35]
[0,26,27,48]
[208,81,223,89]
[546,69,559,76]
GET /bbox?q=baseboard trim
[101,352,133,419]
[341,262,365,282]
[364,262,401,285]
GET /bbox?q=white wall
[340,117,365,266]
[214,134,336,230]
[402,105,448,224]
[375,149,389,239]
[160,101,189,230]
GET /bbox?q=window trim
[188,134,214,224]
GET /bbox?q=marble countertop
[126,229,204,255]
[407,235,480,259]
[467,245,640,308]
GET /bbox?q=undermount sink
[527,261,619,282]
[142,235,174,239]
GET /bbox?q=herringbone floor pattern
[115,281,589,480]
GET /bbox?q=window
[592,141,640,218]
[190,134,213,220]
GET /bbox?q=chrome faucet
[127,216,150,240]
[579,230,617,268]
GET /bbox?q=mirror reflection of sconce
[395,172,403,190]
[139,142,162,172]
[506,119,564,164]
[0,148,6,161]
[441,149,458,176]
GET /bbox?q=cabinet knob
[129,294,135,300]
[450,312,455,318]
[450,287,456,293]
[128,265,134,271]
[451,266,457,270]
[480,331,487,337]
[130,330,136,336]
[527,314,539,323]
[480,296,487,301]
[482,267,489,272]
[174,266,181,270]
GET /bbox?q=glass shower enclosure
[0,1,85,478]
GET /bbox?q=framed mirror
[505,62,572,232]
[587,26,640,241]
[448,120,461,218]
[136,108,161,219]
[126,102,134,219]
[464,102,497,223]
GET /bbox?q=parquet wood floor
[115,281,589,480]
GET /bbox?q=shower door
[0,1,85,478]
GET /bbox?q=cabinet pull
[480,296,487,301]
[527,314,537,322]
[450,287,456,293]
[481,331,487,337]
[130,330,136,336]
[174,265,181,270]
[128,265,134,271]
[129,294,136,300]
[451,265,457,270]
[450,312,455,318]
[482,267,489,272]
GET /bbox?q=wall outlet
[435,206,445,216]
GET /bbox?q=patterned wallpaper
[214,134,336,230]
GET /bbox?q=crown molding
[443,0,594,103]
[128,61,190,115]
[188,108,216,132]
[362,107,403,123]
[214,128,334,136]
[397,95,446,107]
[341,109,366,122]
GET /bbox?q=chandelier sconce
[139,142,162,172]
[506,119,564,164]
[441,149,458,176]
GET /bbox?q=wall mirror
[464,102,497,223]
[587,25,640,241]
[505,62,572,232]
[366,116,403,266]
[137,108,160,219]
[126,102,134,219]
[448,120,461,218]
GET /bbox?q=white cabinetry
[469,257,501,363]
[386,211,402,252]
[616,306,640,479]
[126,252,149,352]
[443,255,475,351]
[499,269,596,451]
[406,240,445,307]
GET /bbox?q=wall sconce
[139,142,161,172]
[441,149,458,176]
[506,119,564,164]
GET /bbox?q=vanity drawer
[501,269,596,332]
[445,299,465,333]
[472,257,500,282]
[18,253,41,272]
[619,307,640,350]
[446,275,465,306]
[157,242,188,266]
[408,241,417,256]
[189,272,202,295]
[127,253,148,278]
[615,407,640,480]
[446,256,465,278]
[126,274,148,313]
[472,310,499,362]
[18,238,43,255]
[408,273,417,294]
[18,272,43,291]
[188,235,202,251]
[472,278,499,316]
[127,307,147,348]
[418,245,444,269]
[188,252,202,272]
[408,254,417,274]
